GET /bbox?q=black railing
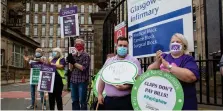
[102,0,223,107]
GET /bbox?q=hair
[35,48,43,55]
[117,37,129,43]
[75,38,85,45]
[171,33,189,54]
[52,47,63,58]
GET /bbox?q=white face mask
[170,42,183,54]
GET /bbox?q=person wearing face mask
[23,48,47,110]
[48,48,66,110]
[148,33,199,110]
[68,38,91,110]
[98,37,142,110]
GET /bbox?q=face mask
[35,52,42,58]
[52,51,57,58]
[117,47,128,56]
[75,44,84,51]
[170,42,183,55]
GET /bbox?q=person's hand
[161,57,169,68]
[155,50,163,63]
[51,63,56,66]
[98,94,104,105]
[23,55,30,61]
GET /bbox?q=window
[25,27,29,35]
[50,16,54,24]
[34,15,38,24]
[88,16,91,24]
[26,15,29,23]
[50,26,53,36]
[43,4,46,12]
[57,39,61,47]
[1,50,4,66]
[26,3,30,11]
[58,4,61,12]
[42,27,45,36]
[58,16,60,24]
[50,4,54,12]
[35,4,38,12]
[81,16,84,24]
[88,27,92,31]
[81,5,84,13]
[57,27,61,36]
[41,38,45,47]
[49,52,52,58]
[89,5,92,13]
[96,5,99,12]
[65,38,68,47]
[12,44,24,68]
[34,26,38,36]
[42,15,46,24]
[66,5,69,8]
[49,38,53,47]
[81,27,85,31]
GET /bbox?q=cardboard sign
[38,64,56,93]
[69,47,77,55]
[131,70,184,110]
[101,61,138,85]
[30,62,42,85]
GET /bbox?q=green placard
[30,68,40,85]
[93,71,106,97]
[131,70,184,110]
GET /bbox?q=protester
[68,38,91,110]
[24,48,46,110]
[48,48,66,110]
[98,37,142,110]
[147,33,199,110]
[220,55,223,75]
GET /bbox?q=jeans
[30,84,46,106]
[70,82,88,110]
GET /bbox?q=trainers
[43,106,46,110]
[26,105,37,109]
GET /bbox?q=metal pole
[219,0,223,56]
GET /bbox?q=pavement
[1,80,72,110]
[1,79,223,110]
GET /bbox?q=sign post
[131,70,184,110]
[127,0,194,58]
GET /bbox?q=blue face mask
[52,52,57,58]
[35,52,42,58]
[117,47,128,56]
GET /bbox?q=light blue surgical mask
[52,51,57,58]
[117,47,128,57]
[35,52,42,58]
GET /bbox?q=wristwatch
[168,64,173,70]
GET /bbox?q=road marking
[25,98,41,100]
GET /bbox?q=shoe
[43,106,46,110]
[26,105,37,109]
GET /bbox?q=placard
[93,70,106,97]
[69,47,77,55]
[131,70,184,110]
[38,64,56,93]
[30,62,42,85]
[101,61,138,85]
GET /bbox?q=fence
[102,0,223,106]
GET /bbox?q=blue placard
[132,19,183,56]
